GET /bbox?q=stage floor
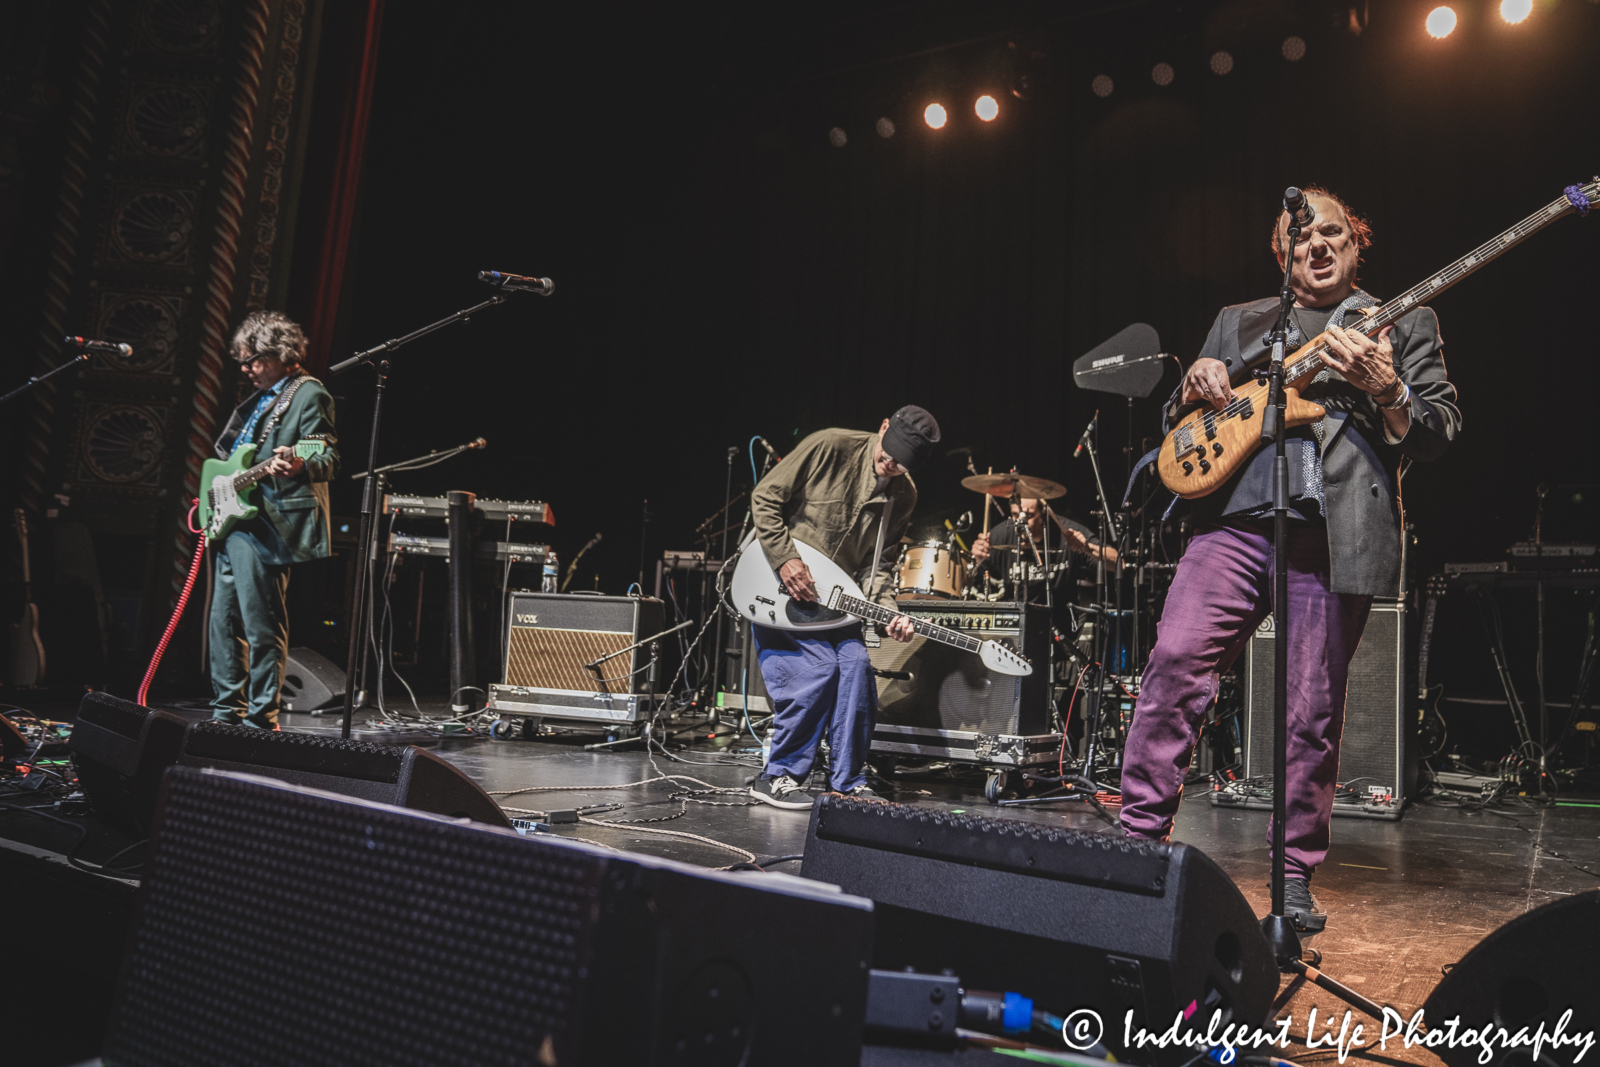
[261,702,1600,1066]
[14,695,1597,1066]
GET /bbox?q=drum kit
[893,470,1070,602]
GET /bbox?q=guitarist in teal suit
[207,311,338,729]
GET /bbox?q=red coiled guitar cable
[136,501,207,707]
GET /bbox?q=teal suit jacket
[212,374,339,565]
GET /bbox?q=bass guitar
[9,509,45,687]
[199,438,328,542]
[730,537,1032,677]
[1159,177,1600,499]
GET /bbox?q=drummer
[970,497,1117,591]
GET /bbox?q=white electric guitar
[730,538,1032,677]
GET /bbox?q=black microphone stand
[331,293,517,740]
[1256,199,1397,1026]
[0,351,90,408]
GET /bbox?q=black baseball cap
[882,405,941,472]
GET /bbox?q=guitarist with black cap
[207,311,338,730]
[747,405,940,810]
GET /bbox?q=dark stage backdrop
[328,1,1599,728]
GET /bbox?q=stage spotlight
[1152,63,1175,86]
[1282,36,1307,61]
[1210,51,1234,75]
[1500,0,1531,22]
[828,127,848,148]
[975,95,999,121]
[924,103,947,129]
[1091,75,1114,98]
[876,117,896,138]
[1426,6,1457,36]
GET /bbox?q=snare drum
[896,541,966,599]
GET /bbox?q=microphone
[467,437,487,450]
[478,271,554,296]
[64,336,132,357]
[1074,410,1098,459]
[756,437,779,459]
[1283,187,1316,230]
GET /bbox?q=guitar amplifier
[487,593,665,725]
[868,600,1057,769]
[1211,598,1413,819]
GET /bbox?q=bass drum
[896,541,966,599]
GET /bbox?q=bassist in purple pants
[1119,188,1460,933]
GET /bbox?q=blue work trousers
[753,623,877,793]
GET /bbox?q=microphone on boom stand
[478,271,554,296]
[561,532,602,593]
[1073,411,1098,459]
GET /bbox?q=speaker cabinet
[802,795,1276,1065]
[868,600,1056,768]
[1423,890,1600,1067]
[281,646,346,712]
[180,721,511,827]
[69,690,190,837]
[104,766,875,1067]
[488,592,666,724]
[1217,598,1413,819]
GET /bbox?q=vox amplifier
[868,600,1056,769]
[487,593,665,725]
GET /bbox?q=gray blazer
[1165,297,1461,597]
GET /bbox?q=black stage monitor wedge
[180,720,513,828]
[103,767,875,1067]
[802,796,1277,1065]
[281,646,346,712]
[1423,890,1600,1067]
[68,690,189,837]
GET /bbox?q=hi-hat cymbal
[959,472,1067,500]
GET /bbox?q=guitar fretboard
[831,592,981,654]
[1284,181,1597,387]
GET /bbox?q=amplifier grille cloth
[506,625,634,692]
[1245,606,1402,791]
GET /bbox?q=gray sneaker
[750,774,815,811]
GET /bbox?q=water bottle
[541,551,559,593]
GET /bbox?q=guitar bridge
[1173,425,1195,456]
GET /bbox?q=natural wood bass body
[1157,348,1330,500]
[1156,176,1600,499]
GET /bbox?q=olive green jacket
[750,428,916,605]
[212,373,338,565]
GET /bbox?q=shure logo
[516,614,538,624]
[1092,354,1125,368]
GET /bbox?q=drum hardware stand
[707,446,738,723]
[999,427,1121,825]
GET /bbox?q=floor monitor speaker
[68,690,189,837]
[1422,890,1600,1067]
[102,766,874,1066]
[281,646,346,712]
[179,721,512,828]
[802,795,1276,1065]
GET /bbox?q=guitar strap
[865,494,894,607]
[255,373,314,445]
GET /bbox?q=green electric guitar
[199,438,328,541]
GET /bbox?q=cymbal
[960,472,1067,500]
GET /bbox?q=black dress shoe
[1283,878,1327,934]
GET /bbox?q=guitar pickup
[1238,397,1255,420]
[1202,412,1218,440]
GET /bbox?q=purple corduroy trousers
[1119,521,1371,879]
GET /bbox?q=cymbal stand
[999,424,1120,825]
